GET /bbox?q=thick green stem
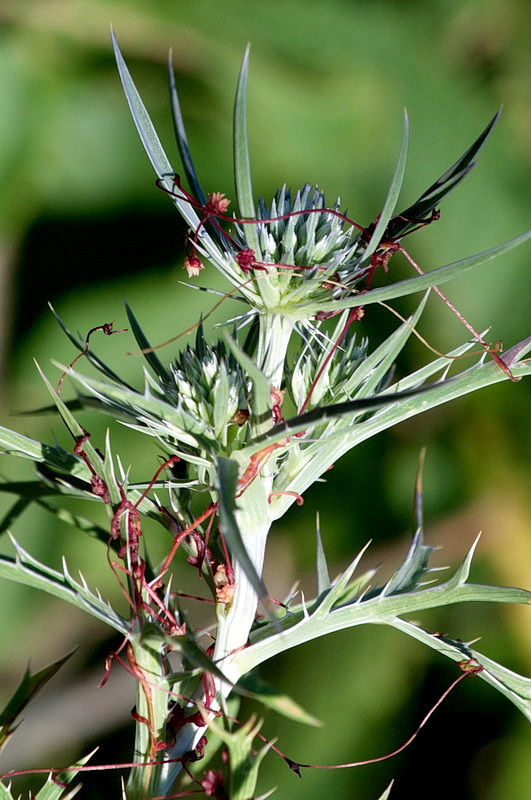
[126,630,170,799]
[156,480,273,795]
[213,478,272,672]
[256,312,292,390]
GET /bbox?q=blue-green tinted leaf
[391,619,531,721]
[35,750,96,799]
[112,30,174,178]
[387,110,501,240]
[0,537,129,633]
[221,330,271,433]
[244,382,437,453]
[381,528,437,596]
[168,52,207,206]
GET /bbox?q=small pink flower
[206,191,231,215]
[202,768,225,796]
[184,255,204,277]
[236,248,256,272]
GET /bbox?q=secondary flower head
[168,329,250,452]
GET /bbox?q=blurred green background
[0,0,530,797]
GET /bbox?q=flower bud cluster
[235,184,362,276]
[289,325,370,409]
[168,331,250,450]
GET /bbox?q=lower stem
[157,478,273,794]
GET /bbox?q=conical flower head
[236,185,361,272]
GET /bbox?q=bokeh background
[0,1,530,797]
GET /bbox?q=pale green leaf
[233,45,260,256]
[362,109,409,263]
[311,229,531,313]
[0,537,128,634]
[227,539,531,719]
[35,750,96,799]
[315,514,331,595]
[238,672,322,726]
[377,780,395,800]
[221,330,271,434]
[0,426,87,480]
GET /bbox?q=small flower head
[206,191,231,215]
[169,328,250,450]
[289,322,370,409]
[235,248,257,273]
[224,184,373,327]
[184,255,204,277]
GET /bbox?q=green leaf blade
[315,228,531,312]
[233,45,261,257]
[362,109,409,262]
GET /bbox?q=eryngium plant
[0,35,530,800]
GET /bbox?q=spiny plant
[0,34,530,799]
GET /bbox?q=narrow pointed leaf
[112,30,174,179]
[63,364,218,453]
[231,544,530,699]
[363,109,409,262]
[237,672,322,726]
[124,302,171,384]
[0,651,75,749]
[391,618,531,721]
[345,292,429,400]
[313,228,531,312]
[243,382,439,454]
[315,515,331,595]
[165,632,238,690]
[387,110,501,240]
[197,712,273,800]
[221,330,271,431]
[413,447,426,533]
[112,31,204,235]
[168,53,207,206]
[36,750,96,799]
[0,426,86,478]
[35,362,117,499]
[48,304,133,390]
[0,538,129,633]
[381,528,437,597]
[377,782,395,800]
[233,45,260,256]
[314,542,372,617]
